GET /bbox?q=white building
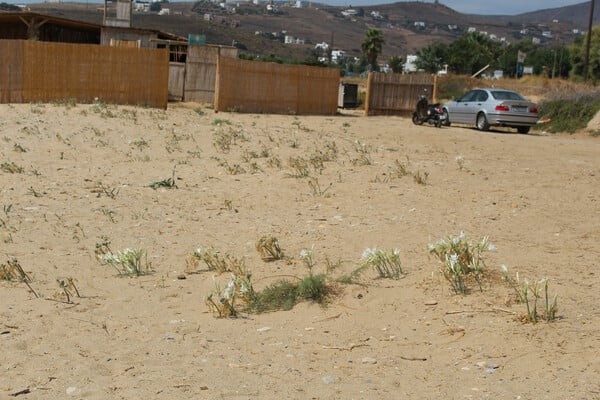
[371,11,383,20]
[341,9,357,17]
[331,50,346,63]
[404,54,418,73]
[315,42,329,51]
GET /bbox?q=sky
[323,0,588,15]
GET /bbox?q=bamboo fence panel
[22,41,169,108]
[365,72,437,116]
[215,57,339,115]
[0,40,169,108]
[184,45,238,103]
[0,40,24,103]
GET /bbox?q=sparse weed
[351,140,372,166]
[361,248,404,279]
[289,132,300,148]
[206,278,238,318]
[119,108,138,122]
[53,98,77,108]
[299,247,315,274]
[308,177,332,197]
[309,153,326,174]
[0,258,38,297]
[131,138,149,151]
[213,127,246,153]
[242,148,269,163]
[246,161,263,174]
[325,256,343,274]
[222,199,235,212]
[13,143,27,153]
[91,100,116,118]
[27,187,43,197]
[92,182,120,199]
[0,258,31,282]
[206,273,257,318]
[413,170,429,185]
[30,103,46,114]
[98,247,152,276]
[291,119,311,132]
[212,118,231,126]
[429,232,494,294]
[286,157,310,178]
[189,247,246,275]
[324,141,339,160]
[256,235,284,261]
[391,158,410,178]
[149,168,177,189]
[100,206,117,223]
[95,239,112,258]
[1,162,24,174]
[266,156,282,169]
[219,161,246,175]
[455,155,465,170]
[501,265,558,323]
[55,277,81,303]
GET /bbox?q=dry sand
[0,102,599,399]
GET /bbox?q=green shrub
[537,94,600,133]
[297,274,328,303]
[248,279,298,312]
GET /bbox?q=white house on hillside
[404,54,418,73]
[315,42,329,51]
[331,50,346,63]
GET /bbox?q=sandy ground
[0,102,599,399]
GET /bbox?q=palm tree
[361,29,384,71]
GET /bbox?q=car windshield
[491,90,526,101]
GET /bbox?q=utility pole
[583,0,595,81]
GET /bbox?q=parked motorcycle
[412,94,446,128]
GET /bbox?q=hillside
[26,1,592,62]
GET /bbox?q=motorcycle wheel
[412,113,423,125]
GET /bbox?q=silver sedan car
[442,88,539,134]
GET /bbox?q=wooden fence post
[214,46,221,113]
[364,72,372,116]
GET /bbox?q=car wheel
[442,109,451,126]
[517,126,530,134]
[476,113,490,131]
